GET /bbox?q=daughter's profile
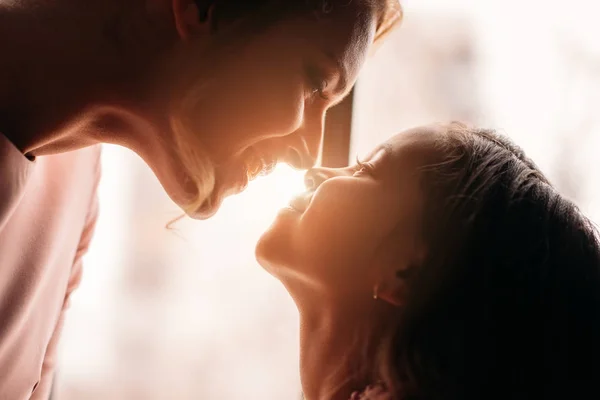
[256,122,600,400]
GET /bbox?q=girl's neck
[292,288,391,400]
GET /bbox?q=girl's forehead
[372,126,442,163]
[362,126,446,184]
[388,125,444,151]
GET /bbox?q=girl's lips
[289,191,315,213]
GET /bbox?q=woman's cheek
[244,60,306,134]
[212,65,305,145]
[263,92,305,137]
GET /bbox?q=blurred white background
[56,1,600,398]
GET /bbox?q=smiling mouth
[244,146,278,182]
[193,146,303,218]
[288,191,314,213]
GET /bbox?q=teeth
[247,162,262,180]
[245,147,277,180]
[260,159,277,176]
[245,152,264,180]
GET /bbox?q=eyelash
[354,157,376,177]
[305,64,330,100]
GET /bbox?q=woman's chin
[187,196,222,220]
[185,178,249,220]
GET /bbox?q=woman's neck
[292,288,391,400]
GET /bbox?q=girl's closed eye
[354,157,377,177]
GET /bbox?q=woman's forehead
[306,2,377,87]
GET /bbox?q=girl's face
[165,2,379,218]
[256,125,442,300]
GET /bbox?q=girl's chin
[255,215,300,273]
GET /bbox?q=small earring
[372,284,379,300]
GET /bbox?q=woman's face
[167,3,379,218]
[256,126,441,298]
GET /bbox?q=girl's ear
[172,0,214,40]
[376,263,419,307]
[371,232,426,307]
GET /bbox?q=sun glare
[216,163,307,223]
[244,163,307,210]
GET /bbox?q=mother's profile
[256,122,600,400]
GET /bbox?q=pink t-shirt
[0,133,101,399]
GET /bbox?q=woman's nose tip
[285,147,303,169]
[285,147,316,170]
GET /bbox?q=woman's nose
[284,107,326,170]
[304,167,337,191]
[285,146,314,170]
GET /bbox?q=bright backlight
[215,163,307,224]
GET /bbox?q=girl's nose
[304,167,339,191]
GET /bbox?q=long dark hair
[380,123,600,400]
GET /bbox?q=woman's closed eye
[305,64,330,100]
